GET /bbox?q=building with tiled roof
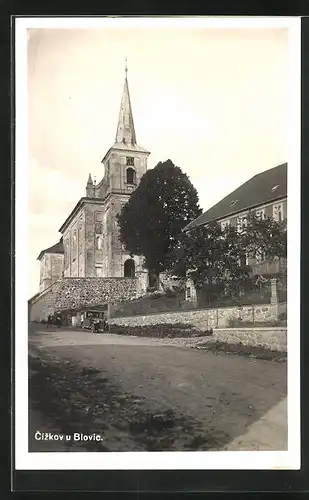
[37,238,64,261]
[185,163,287,231]
[185,163,287,276]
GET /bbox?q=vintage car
[81,310,109,332]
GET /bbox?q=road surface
[28,326,287,452]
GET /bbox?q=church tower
[59,61,150,286]
[94,60,150,201]
[94,61,150,279]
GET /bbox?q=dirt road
[28,327,287,452]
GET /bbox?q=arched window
[126,167,136,185]
[124,258,135,278]
[96,235,103,250]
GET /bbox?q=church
[37,65,150,296]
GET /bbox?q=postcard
[14,16,301,472]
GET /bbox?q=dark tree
[117,159,202,281]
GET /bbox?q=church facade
[58,68,150,283]
[31,68,150,320]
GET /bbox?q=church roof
[115,74,137,145]
[37,238,64,261]
[185,163,287,231]
[101,66,149,163]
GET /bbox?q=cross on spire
[125,57,128,77]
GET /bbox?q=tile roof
[185,163,287,231]
[37,238,64,260]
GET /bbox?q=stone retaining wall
[29,277,138,322]
[109,303,283,330]
[212,328,287,352]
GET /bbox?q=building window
[186,287,191,299]
[221,220,230,230]
[236,215,247,232]
[72,232,77,262]
[96,235,103,250]
[64,239,69,268]
[95,222,103,234]
[95,212,103,222]
[79,224,83,254]
[126,156,135,166]
[124,258,135,278]
[273,203,283,222]
[126,167,136,185]
[95,267,103,277]
[239,254,249,267]
[255,208,265,219]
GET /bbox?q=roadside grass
[194,340,286,362]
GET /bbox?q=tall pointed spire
[115,58,137,146]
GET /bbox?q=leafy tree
[241,211,287,262]
[168,222,249,291]
[117,159,202,281]
[168,212,287,298]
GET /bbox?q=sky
[27,26,288,298]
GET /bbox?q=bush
[109,323,213,338]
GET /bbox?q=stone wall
[110,303,283,330]
[212,328,287,352]
[29,287,55,322]
[29,277,138,322]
